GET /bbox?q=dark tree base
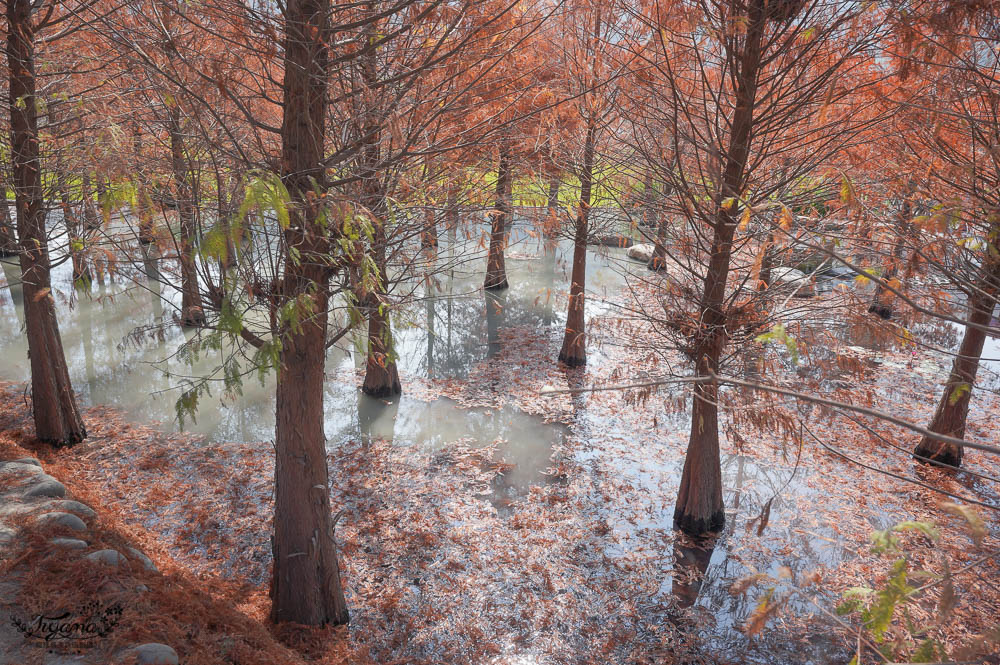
[647,256,667,271]
[558,352,586,368]
[673,509,725,536]
[39,427,88,448]
[484,279,509,291]
[182,306,206,327]
[913,441,963,469]
[362,381,402,399]
[868,303,893,320]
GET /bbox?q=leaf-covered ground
[1,282,998,665]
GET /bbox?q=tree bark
[558,121,596,367]
[675,0,766,536]
[6,0,86,446]
[870,184,913,320]
[359,7,400,398]
[270,0,349,626]
[0,194,16,256]
[56,164,92,287]
[649,184,670,271]
[544,173,560,242]
[485,141,512,290]
[914,253,1000,468]
[167,107,205,327]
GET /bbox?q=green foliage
[755,323,799,365]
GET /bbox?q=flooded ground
[1,209,998,664]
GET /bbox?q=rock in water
[627,243,655,263]
[768,267,815,297]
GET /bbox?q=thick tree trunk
[167,108,205,327]
[915,255,1000,467]
[559,122,596,367]
[485,142,512,290]
[270,0,349,626]
[675,0,766,536]
[6,0,86,446]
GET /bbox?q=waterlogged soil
[1,216,999,664]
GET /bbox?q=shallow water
[0,209,934,663]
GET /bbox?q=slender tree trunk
[359,6,400,398]
[544,173,560,242]
[870,185,913,320]
[421,205,438,253]
[559,121,596,367]
[270,0,349,626]
[485,141,512,290]
[6,0,86,446]
[56,164,92,287]
[914,253,1000,467]
[0,191,18,256]
[81,172,100,232]
[649,184,670,271]
[361,217,401,397]
[642,170,656,227]
[167,107,205,327]
[675,0,766,536]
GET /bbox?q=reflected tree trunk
[6,0,86,446]
[671,536,717,613]
[486,288,507,359]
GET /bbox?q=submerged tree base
[484,279,509,291]
[558,352,586,368]
[913,440,963,468]
[362,379,402,399]
[673,509,725,537]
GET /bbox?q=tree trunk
[56,164,92,288]
[485,142,512,290]
[81,172,100,232]
[914,254,1000,467]
[6,0,86,447]
[649,186,669,271]
[270,0,349,626]
[359,7,400,398]
[544,173,560,242]
[167,107,205,327]
[675,0,766,536]
[0,193,18,256]
[558,121,596,367]
[360,227,401,397]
